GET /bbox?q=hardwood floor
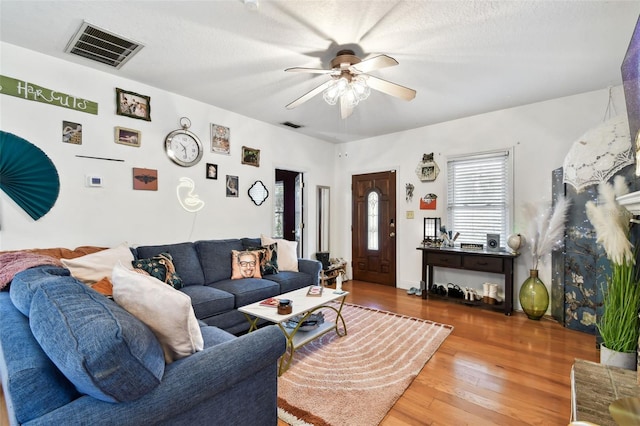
[280,280,598,426]
[0,280,597,426]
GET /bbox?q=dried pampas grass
[585,175,633,266]
[524,195,571,270]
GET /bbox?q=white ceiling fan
[285,49,416,119]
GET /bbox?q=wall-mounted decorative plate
[248,180,269,206]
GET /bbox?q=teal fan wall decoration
[0,131,60,220]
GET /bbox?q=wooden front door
[351,171,397,286]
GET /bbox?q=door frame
[274,167,305,257]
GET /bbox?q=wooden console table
[571,359,640,425]
[416,246,518,315]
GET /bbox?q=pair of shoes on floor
[463,287,481,301]
[407,287,423,296]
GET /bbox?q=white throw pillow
[61,242,133,285]
[111,262,204,363]
[261,234,298,272]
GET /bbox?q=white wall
[1,42,628,314]
[332,85,628,313]
[0,42,335,255]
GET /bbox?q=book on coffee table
[259,297,279,307]
[306,285,323,297]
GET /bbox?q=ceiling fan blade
[350,54,398,73]
[285,67,335,74]
[366,75,416,101]
[286,80,333,109]
[340,97,354,119]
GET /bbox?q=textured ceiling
[1,1,639,143]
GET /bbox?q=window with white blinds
[446,149,512,248]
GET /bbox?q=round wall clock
[164,117,203,167]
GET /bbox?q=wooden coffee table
[239,286,349,375]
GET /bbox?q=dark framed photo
[241,146,260,167]
[115,126,141,147]
[206,163,218,180]
[226,175,239,197]
[116,88,151,121]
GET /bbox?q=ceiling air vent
[281,121,303,129]
[65,22,143,69]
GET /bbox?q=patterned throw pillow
[231,250,262,280]
[132,253,183,289]
[247,243,279,275]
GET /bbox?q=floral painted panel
[553,165,638,335]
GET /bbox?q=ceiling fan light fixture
[351,76,370,100]
[323,75,370,108]
[342,89,360,108]
[323,77,348,105]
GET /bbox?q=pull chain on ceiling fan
[285,49,416,119]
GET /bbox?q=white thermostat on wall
[86,176,103,187]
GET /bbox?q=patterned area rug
[277,303,453,426]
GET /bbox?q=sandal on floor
[407,287,417,295]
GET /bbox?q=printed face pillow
[231,250,262,279]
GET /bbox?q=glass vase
[519,269,549,320]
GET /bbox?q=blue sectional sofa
[134,237,322,334]
[0,237,321,425]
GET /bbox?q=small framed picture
[132,168,158,191]
[62,121,82,144]
[241,146,260,167]
[115,126,141,147]
[226,175,239,197]
[211,123,230,155]
[116,88,151,121]
[206,163,218,180]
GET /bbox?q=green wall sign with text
[0,75,98,115]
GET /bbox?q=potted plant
[586,175,640,369]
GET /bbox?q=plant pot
[600,344,637,370]
[519,269,549,320]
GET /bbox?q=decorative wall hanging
[0,75,98,114]
[226,175,239,197]
[248,180,269,206]
[132,168,158,191]
[241,146,260,167]
[420,193,437,210]
[0,131,60,220]
[415,152,440,182]
[405,183,414,202]
[211,123,230,155]
[562,114,632,193]
[176,177,205,212]
[114,127,141,147]
[206,163,218,180]
[116,88,151,121]
[62,121,82,144]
